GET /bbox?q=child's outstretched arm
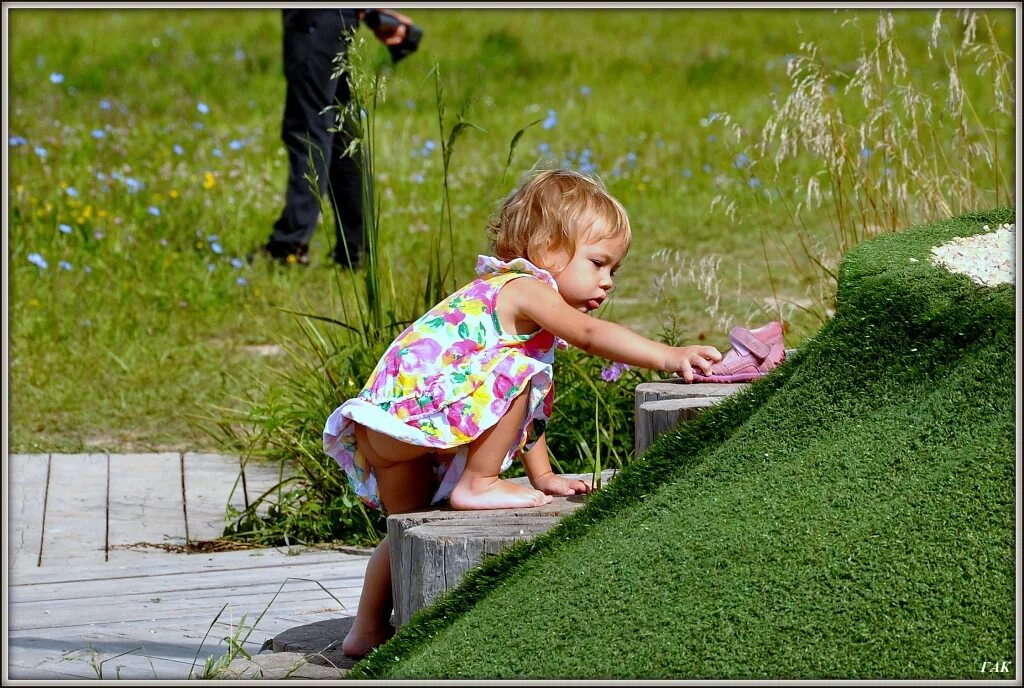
[510,278,722,382]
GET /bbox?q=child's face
[548,233,627,313]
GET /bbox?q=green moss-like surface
[351,207,1016,680]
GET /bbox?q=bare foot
[342,620,395,659]
[449,476,553,510]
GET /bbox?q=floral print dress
[323,255,563,510]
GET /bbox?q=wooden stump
[388,470,616,627]
[634,380,750,456]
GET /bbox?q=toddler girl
[323,168,722,656]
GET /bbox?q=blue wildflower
[234,48,245,61]
[99,99,112,110]
[211,242,223,255]
[66,187,78,198]
[538,142,551,153]
[213,148,223,157]
[405,99,416,110]
[580,85,591,97]
[34,145,47,158]
[9,135,27,146]
[197,102,209,114]
[59,260,73,271]
[49,72,64,84]
[707,134,717,143]
[734,153,750,169]
[207,234,219,243]
[230,258,244,269]
[423,139,436,152]
[94,231,105,240]
[59,223,73,234]
[125,178,142,192]
[207,263,216,272]
[229,139,243,151]
[703,163,713,173]
[84,266,93,274]
[173,144,184,155]
[91,129,106,139]
[96,172,106,181]
[148,206,161,217]
[236,277,248,286]
[542,109,557,130]
[860,147,872,160]
[626,151,637,166]
[748,176,762,188]
[682,168,693,179]
[28,253,48,269]
[411,172,425,184]
[193,122,205,130]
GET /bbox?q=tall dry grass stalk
[712,9,1014,334]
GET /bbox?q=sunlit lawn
[6,8,1014,452]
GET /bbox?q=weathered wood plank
[8,547,369,587]
[183,453,291,542]
[39,453,109,566]
[107,453,187,559]
[9,558,369,605]
[8,453,50,572]
[8,552,369,682]
[7,641,195,681]
[10,579,365,629]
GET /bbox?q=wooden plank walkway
[5,453,370,680]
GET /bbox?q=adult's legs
[327,73,364,268]
[267,9,360,259]
[342,424,435,658]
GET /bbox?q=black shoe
[253,241,310,266]
[332,246,363,270]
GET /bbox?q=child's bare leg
[342,424,435,658]
[449,389,553,510]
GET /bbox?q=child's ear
[534,243,569,275]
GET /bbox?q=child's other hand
[672,345,722,382]
[531,472,593,497]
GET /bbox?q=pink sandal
[690,321,786,383]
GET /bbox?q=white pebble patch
[930,223,1015,287]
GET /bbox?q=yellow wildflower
[169,189,180,199]
[203,172,216,190]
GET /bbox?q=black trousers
[269,9,363,263]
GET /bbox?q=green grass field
[350,206,1016,680]
[6,8,1014,454]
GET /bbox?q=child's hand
[530,471,593,497]
[671,345,722,382]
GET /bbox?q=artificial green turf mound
[351,207,1016,680]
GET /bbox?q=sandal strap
[729,326,770,360]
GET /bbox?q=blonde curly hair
[486,168,631,272]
